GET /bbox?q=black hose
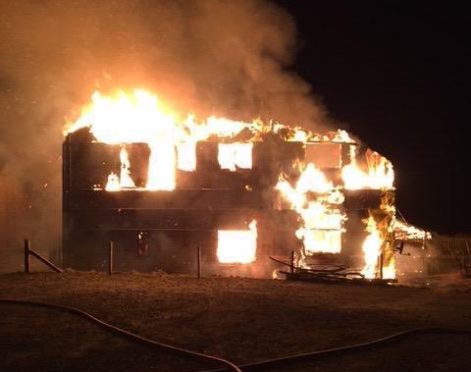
[3,298,471,372]
[0,299,241,372]
[200,327,471,372]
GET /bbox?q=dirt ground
[1,271,471,371]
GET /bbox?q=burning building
[62,89,416,279]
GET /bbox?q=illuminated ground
[1,272,471,371]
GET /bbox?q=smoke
[0,0,330,268]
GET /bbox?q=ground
[1,272,471,371]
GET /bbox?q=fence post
[24,239,30,273]
[423,235,427,274]
[290,250,295,273]
[108,241,114,275]
[197,245,201,279]
[379,253,384,280]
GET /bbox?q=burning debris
[62,89,426,280]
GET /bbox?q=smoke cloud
[0,0,330,269]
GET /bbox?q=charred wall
[62,130,302,274]
[62,130,393,275]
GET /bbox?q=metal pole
[108,241,114,275]
[24,239,30,273]
[197,245,201,279]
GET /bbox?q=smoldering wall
[0,0,331,270]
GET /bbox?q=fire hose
[0,299,241,372]
[2,299,471,372]
[200,326,471,371]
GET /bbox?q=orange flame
[218,143,253,171]
[342,146,394,190]
[105,173,121,192]
[217,220,257,264]
[361,216,382,279]
[119,147,135,188]
[276,164,345,257]
[66,90,260,191]
[361,216,396,280]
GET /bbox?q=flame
[297,201,344,254]
[382,260,396,280]
[218,143,253,171]
[332,129,355,143]
[105,147,136,191]
[217,220,257,264]
[176,141,197,171]
[276,164,345,257]
[342,146,394,190]
[66,90,261,191]
[394,219,431,240]
[272,126,354,144]
[146,140,176,190]
[297,163,333,194]
[105,173,121,192]
[366,150,395,189]
[119,147,135,188]
[361,216,382,279]
[183,115,254,141]
[65,90,177,144]
[361,215,396,280]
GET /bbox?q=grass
[1,271,471,371]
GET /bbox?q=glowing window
[218,143,253,171]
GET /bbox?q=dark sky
[274,1,470,235]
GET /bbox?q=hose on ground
[0,299,241,372]
[3,299,471,372]
[200,326,471,371]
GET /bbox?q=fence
[425,236,470,275]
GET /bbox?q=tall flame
[361,216,382,279]
[146,141,176,191]
[276,163,345,257]
[342,146,394,190]
[119,146,135,188]
[361,215,396,280]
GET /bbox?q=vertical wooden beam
[379,253,384,280]
[108,241,114,275]
[197,245,201,279]
[290,250,295,273]
[24,239,30,273]
[423,234,427,274]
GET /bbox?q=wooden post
[28,250,63,273]
[423,234,427,274]
[379,253,384,280]
[290,250,295,273]
[108,241,114,275]
[197,245,201,279]
[24,239,30,273]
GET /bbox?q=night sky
[275,1,470,235]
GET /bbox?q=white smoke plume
[0,0,331,269]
